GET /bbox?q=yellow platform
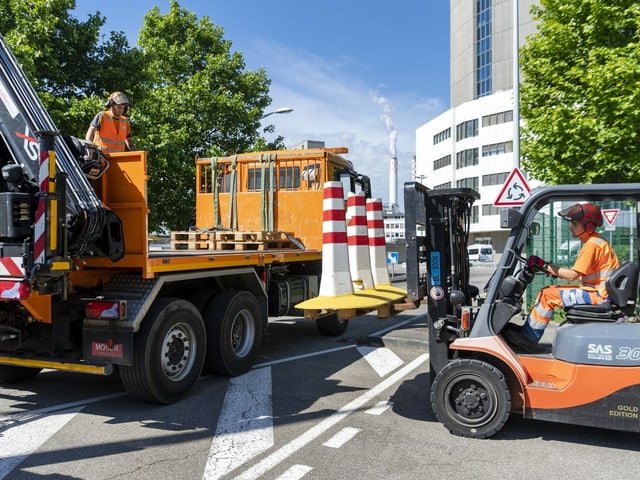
[296,286,409,320]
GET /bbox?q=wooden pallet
[170,231,216,250]
[218,239,294,251]
[217,231,297,251]
[216,231,291,242]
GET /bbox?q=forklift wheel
[431,358,511,439]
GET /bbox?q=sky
[72,1,450,207]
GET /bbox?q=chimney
[389,156,398,208]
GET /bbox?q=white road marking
[323,427,360,448]
[365,400,394,416]
[356,346,404,377]
[233,353,428,480]
[0,407,83,479]
[254,345,356,368]
[203,367,273,480]
[275,464,313,480]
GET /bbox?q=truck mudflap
[83,327,134,366]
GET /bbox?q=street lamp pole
[261,107,293,119]
[416,174,427,184]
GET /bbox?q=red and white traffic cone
[366,197,392,287]
[347,191,375,290]
[318,181,353,297]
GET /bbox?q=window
[434,182,451,190]
[482,204,502,216]
[248,168,266,191]
[471,205,479,223]
[457,177,479,191]
[434,154,451,170]
[482,171,510,186]
[456,148,479,169]
[476,0,492,98]
[279,166,300,190]
[456,119,479,141]
[482,110,513,127]
[433,127,451,145]
[482,141,513,157]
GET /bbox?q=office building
[415,0,537,252]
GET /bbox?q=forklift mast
[404,182,480,374]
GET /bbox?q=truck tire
[0,365,41,383]
[203,290,263,376]
[430,358,511,439]
[315,313,348,336]
[120,297,206,404]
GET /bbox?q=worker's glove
[526,255,547,273]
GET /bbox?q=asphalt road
[1,267,640,479]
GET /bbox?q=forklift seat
[564,261,639,323]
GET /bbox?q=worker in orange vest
[504,203,620,352]
[85,91,136,152]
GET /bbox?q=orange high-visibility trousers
[527,285,603,332]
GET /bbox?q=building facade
[416,0,537,252]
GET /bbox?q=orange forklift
[405,182,640,438]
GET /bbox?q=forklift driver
[503,203,620,352]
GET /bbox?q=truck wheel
[0,365,41,383]
[431,358,510,439]
[120,297,206,404]
[315,313,348,336]
[204,290,263,376]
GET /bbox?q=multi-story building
[415,0,537,252]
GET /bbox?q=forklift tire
[203,290,263,376]
[315,313,348,336]
[120,297,206,404]
[0,365,41,383]
[431,358,511,439]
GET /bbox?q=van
[468,244,495,263]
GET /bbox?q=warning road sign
[494,168,532,207]
[601,209,619,226]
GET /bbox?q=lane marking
[203,367,273,480]
[365,400,394,416]
[275,464,313,480]
[234,353,428,480]
[356,346,404,377]
[0,407,83,479]
[254,345,356,368]
[322,427,360,448]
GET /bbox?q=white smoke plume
[371,92,398,159]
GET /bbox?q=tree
[519,0,640,185]
[136,0,272,231]
[0,0,144,137]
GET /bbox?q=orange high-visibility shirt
[572,232,620,296]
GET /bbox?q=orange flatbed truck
[0,34,410,403]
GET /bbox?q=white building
[415,0,537,252]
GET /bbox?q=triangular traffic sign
[494,168,532,207]
[601,209,619,226]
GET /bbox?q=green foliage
[136,0,272,230]
[520,0,640,185]
[1,0,276,232]
[0,0,143,136]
